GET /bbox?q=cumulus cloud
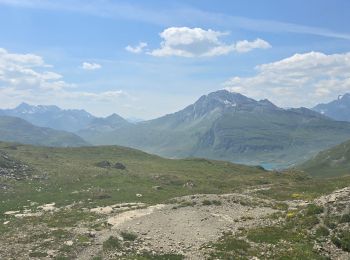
[235,38,272,53]
[81,62,101,70]
[0,48,127,110]
[125,42,148,54]
[149,27,271,57]
[0,48,69,91]
[224,51,350,107]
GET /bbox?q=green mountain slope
[79,90,350,167]
[299,139,350,177]
[0,116,89,147]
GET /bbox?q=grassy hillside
[2,142,350,259]
[299,139,350,177]
[2,141,350,215]
[0,116,88,147]
[0,141,266,215]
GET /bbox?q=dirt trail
[78,192,277,259]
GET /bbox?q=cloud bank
[0,48,125,112]
[224,51,350,107]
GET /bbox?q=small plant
[103,236,122,250]
[291,193,303,199]
[286,211,296,218]
[121,231,137,241]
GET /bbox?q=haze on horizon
[0,0,350,119]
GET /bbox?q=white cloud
[0,48,128,112]
[125,42,148,54]
[81,62,101,70]
[149,27,270,57]
[0,47,46,66]
[235,38,271,53]
[224,51,350,107]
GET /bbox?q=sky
[0,0,350,119]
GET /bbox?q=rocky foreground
[1,185,350,259]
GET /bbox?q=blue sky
[0,0,350,119]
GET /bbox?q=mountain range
[78,90,350,167]
[313,93,350,122]
[3,90,350,167]
[0,102,95,132]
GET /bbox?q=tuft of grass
[206,233,256,259]
[121,231,137,241]
[315,225,330,237]
[29,251,48,258]
[126,253,184,259]
[332,231,350,252]
[103,236,122,251]
[305,204,324,216]
[247,226,287,244]
[202,200,222,206]
[340,213,350,223]
[202,200,212,206]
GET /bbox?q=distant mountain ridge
[0,103,130,133]
[313,93,350,122]
[0,103,95,132]
[79,90,350,166]
[0,115,88,147]
[77,113,131,140]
